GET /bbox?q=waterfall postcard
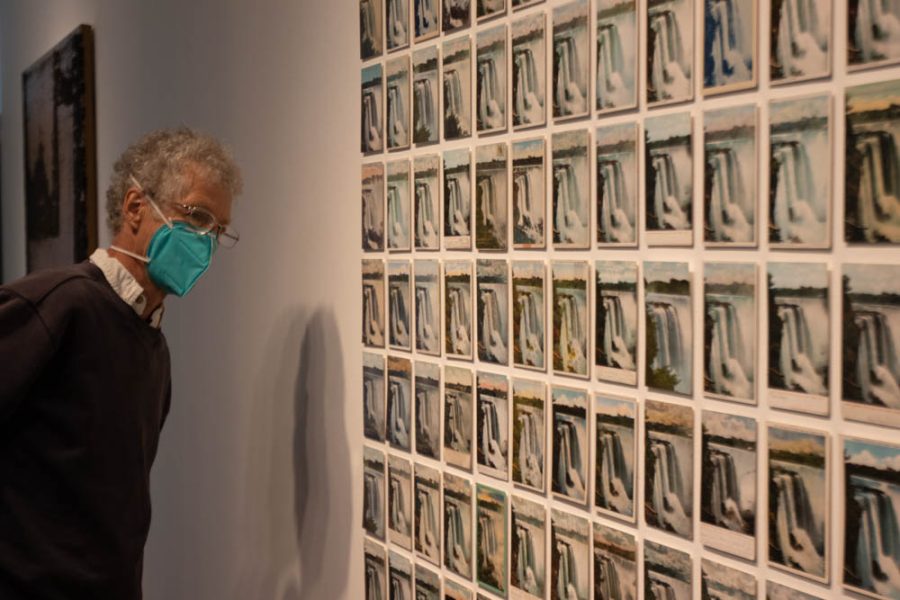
[477,0,506,20]
[770,0,831,84]
[361,63,384,154]
[414,0,440,41]
[553,261,591,378]
[552,0,590,120]
[768,94,832,248]
[843,437,900,599]
[415,261,441,355]
[445,580,473,600]
[644,261,693,396]
[415,463,442,565]
[845,79,900,244]
[596,122,639,247]
[550,509,589,600]
[476,143,509,251]
[595,261,639,385]
[700,411,757,559]
[477,371,510,480]
[553,130,591,248]
[415,361,441,459]
[701,559,756,600]
[596,0,638,114]
[767,425,829,582]
[702,0,756,95]
[512,139,546,248]
[386,0,409,52]
[363,352,386,442]
[644,399,694,540]
[387,356,412,451]
[444,149,473,249]
[513,0,542,8]
[842,263,900,427]
[646,0,694,106]
[476,484,508,597]
[592,521,637,600]
[445,260,474,359]
[645,112,693,246]
[443,36,473,140]
[766,581,822,600]
[552,386,589,504]
[848,0,900,70]
[388,261,412,351]
[386,55,411,151]
[444,472,473,578]
[477,259,510,365]
[594,394,637,521]
[703,262,757,404]
[477,25,508,134]
[388,454,413,549]
[512,13,547,129]
[389,550,412,600]
[413,155,440,250]
[444,365,474,470]
[364,539,387,600]
[512,378,546,492]
[444,0,471,32]
[386,159,411,251]
[704,105,758,247]
[359,0,384,60]
[413,45,440,145]
[362,162,385,252]
[415,565,440,600]
[512,261,546,371]
[767,262,830,415]
[363,446,386,540]
[644,540,692,600]
[362,259,386,348]
[510,495,546,599]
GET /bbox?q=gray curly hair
[105,127,243,233]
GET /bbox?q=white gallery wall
[1,1,362,599]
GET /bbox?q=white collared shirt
[89,248,164,328]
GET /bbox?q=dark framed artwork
[22,24,97,273]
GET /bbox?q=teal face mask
[145,221,217,297]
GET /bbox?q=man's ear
[121,188,145,233]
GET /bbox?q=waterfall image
[645,400,693,539]
[363,447,386,540]
[388,262,412,350]
[360,0,384,60]
[644,261,693,395]
[477,27,507,133]
[594,395,636,520]
[513,260,545,370]
[413,46,439,145]
[646,0,693,105]
[414,0,439,40]
[596,0,638,113]
[443,0,471,32]
[766,581,821,600]
[477,259,509,365]
[770,0,830,82]
[477,371,509,480]
[444,473,473,578]
[768,95,830,247]
[414,465,441,565]
[703,0,755,92]
[444,365,474,470]
[444,261,473,359]
[389,551,412,600]
[362,64,384,153]
[844,437,900,598]
[386,160,411,251]
[477,0,506,19]
[552,387,588,503]
[593,522,637,600]
[415,261,441,355]
[553,262,589,378]
[596,123,638,246]
[552,1,590,119]
[443,36,472,140]
[362,163,385,252]
[595,261,638,384]
[552,130,590,247]
[413,156,439,249]
[768,425,828,580]
[849,0,900,68]
[444,581,472,600]
[388,458,413,550]
[475,143,508,250]
[387,371,412,452]
[700,559,756,600]
[476,485,508,596]
[365,541,387,600]
[512,138,546,248]
[645,113,693,243]
[364,353,386,442]
[704,105,756,245]
[511,495,546,598]
[551,509,590,600]
[512,13,546,128]
[512,378,546,492]
[443,149,472,248]
[415,565,440,600]
[415,362,441,459]
[386,57,410,151]
[362,260,386,348]
[386,0,409,50]
[643,541,692,600]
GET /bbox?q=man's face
[139,169,234,247]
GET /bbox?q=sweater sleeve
[0,289,55,424]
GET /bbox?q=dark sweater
[0,261,171,600]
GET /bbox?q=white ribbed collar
[89,248,164,328]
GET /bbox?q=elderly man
[0,128,242,599]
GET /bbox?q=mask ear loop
[128,174,174,229]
